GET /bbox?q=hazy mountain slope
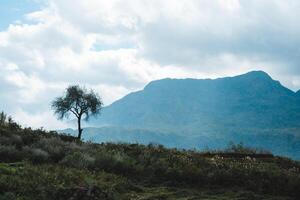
[92,71,300,133]
[297,90,300,97]
[84,71,300,160]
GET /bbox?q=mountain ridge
[85,71,300,160]
[91,70,300,130]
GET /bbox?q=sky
[1,0,300,129]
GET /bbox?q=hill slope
[1,122,300,200]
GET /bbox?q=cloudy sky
[1,0,300,129]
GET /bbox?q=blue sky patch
[0,0,42,30]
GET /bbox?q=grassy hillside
[1,117,300,199]
[61,126,300,160]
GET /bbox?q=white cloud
[0,0,300,129]
[13,109,71,130]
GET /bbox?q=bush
[0,192,24,200]
[0,145,25,162]
[93,150,136,175]
[0,135,22,147]
[33,137,68,162]
[226,142,270,154]
[60,152,95,169]
[30,148,49,164]
[0,112,21,131]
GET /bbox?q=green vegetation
[1,113,300,199]
[52,85,102,139]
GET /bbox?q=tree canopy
[52,85,103,139]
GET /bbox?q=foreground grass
[0,118,300,199]
[0,163,294,200]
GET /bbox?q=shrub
[93,150,136,175]
[60,152,95,169]
[0,192,23,200]
[0,112,21,131]
[0,135,23,148]
[0,112,7,126]
[33,137,67,162]
[30,148,49,164]
[0,145,25,162]
[226,142,259,154]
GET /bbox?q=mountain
[92,71,300,131]
[85,71,300,159]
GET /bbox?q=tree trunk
[77,116,83,140]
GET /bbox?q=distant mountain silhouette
[92,71,300,131]
[83,71,300,160]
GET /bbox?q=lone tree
[52,85,103,140]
